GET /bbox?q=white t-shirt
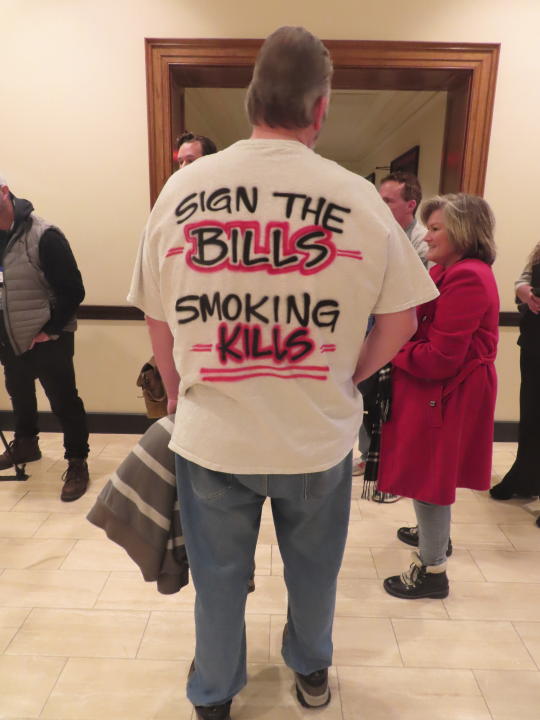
[129,139,438,474]
[405,218,429,267]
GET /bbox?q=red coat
[377,259,499,505]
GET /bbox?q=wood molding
[0,410,516,440]
[75,305,520,327]
[145,38,500,204]
[77,305,144,321]
[493,421,518,442]
[499,311,521,327]
[0,411,153,435]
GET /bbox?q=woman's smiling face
[425,209,463,268]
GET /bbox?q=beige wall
[34,322,154,415]
[1,0,537,421]
[495,328,520,421]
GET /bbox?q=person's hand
[529,296,540,314]
[517,284,540,314]
[29,332,53,349]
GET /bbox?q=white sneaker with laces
[352,458,366,476]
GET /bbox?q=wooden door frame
[145,38,499,206]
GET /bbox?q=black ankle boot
[397,525,453,557]
[195,700,232,719]
[489,478,535,501]
[489,480,517,500]
[384,552,449,599]
[490,463,537,501]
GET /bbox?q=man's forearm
[353,308,418,384]
[145,316,180,412]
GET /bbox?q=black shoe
[489,480,535,501]
[295,668,331,709]
[384,552,449,599]
[194,701,232,719]
[60,458,89,502]
[0,436,41,470]
[190,661,232,719]
[397,525,453,557]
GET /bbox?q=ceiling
[184,87,445,173]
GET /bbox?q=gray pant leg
[358,424,370,459]
[413,499,451,567]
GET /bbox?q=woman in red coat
[378,193,499,599]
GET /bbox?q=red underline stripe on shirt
[200,365,330,373]
[202,372,328,382]
[165,247,185,257]
[166,247,360,260]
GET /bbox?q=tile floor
[0,435,538,719]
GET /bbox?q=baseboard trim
[0,411,154,435]
[0,411,519,442]
[493,421,518,442]
[76,305,522,327]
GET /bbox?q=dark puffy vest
[3,214,76,355]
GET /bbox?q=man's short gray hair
[246,26,333,129]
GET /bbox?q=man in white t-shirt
[129,26,437,720]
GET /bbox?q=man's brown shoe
[0,437,41,470]
[61,458,89,502]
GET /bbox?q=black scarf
[361,363,394,501]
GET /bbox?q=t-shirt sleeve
[127,225,166,321]
[371,222,439,314]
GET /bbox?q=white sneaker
[352,458,366,476]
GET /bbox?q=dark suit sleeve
[38,229,85,334]
[392,265,490,380]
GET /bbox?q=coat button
[421,315,428,322]
[429,400,437,406]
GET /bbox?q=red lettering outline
[183,220,337,275]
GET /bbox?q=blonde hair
[421,193,496,266]
[246,26,333,129]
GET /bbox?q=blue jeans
[175,453,352,707]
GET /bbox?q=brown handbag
[136,357,168,418]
